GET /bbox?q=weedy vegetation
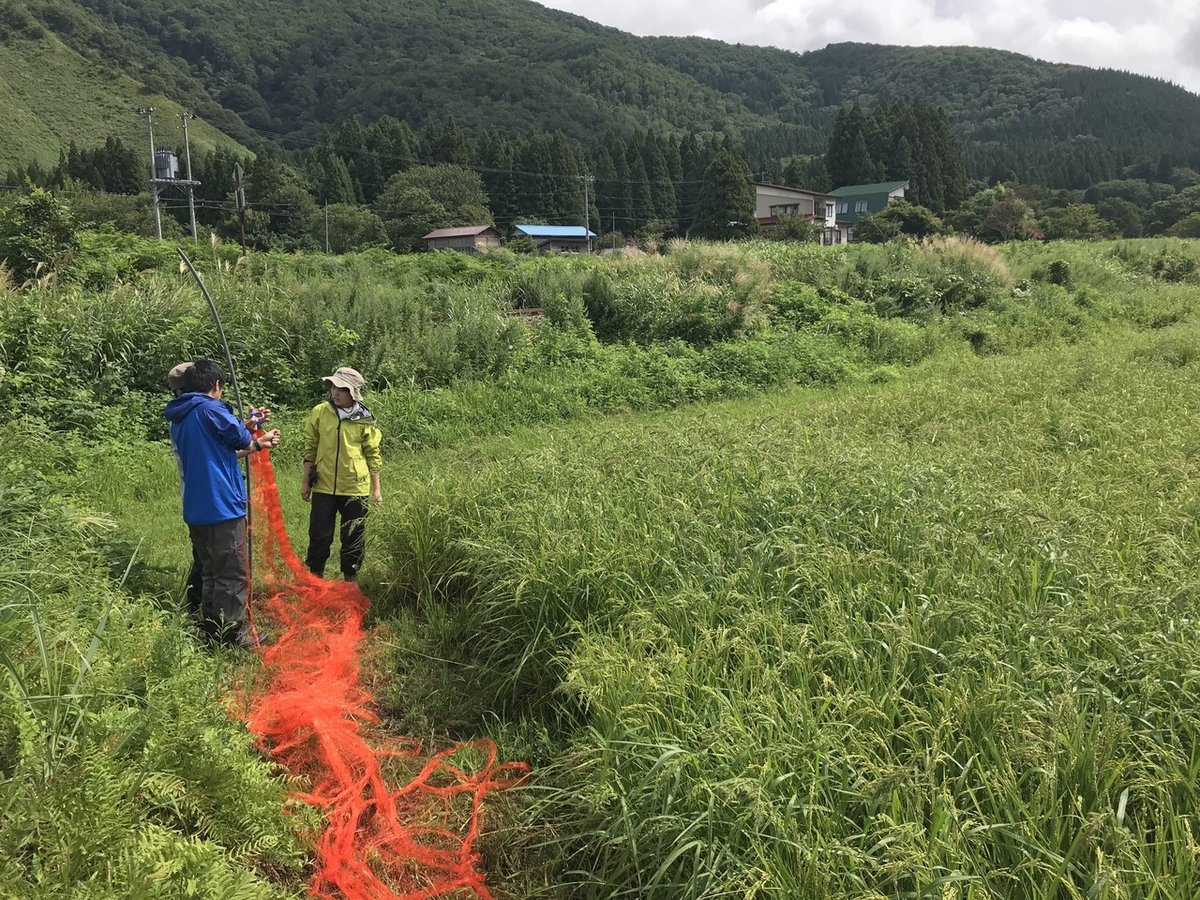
[2,228,1199,896]
[0,424,311,898]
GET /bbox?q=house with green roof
[829,181,909,238]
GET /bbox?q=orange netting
[241,448,529,899]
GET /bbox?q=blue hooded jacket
[164,393,252,525]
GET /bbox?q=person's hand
[257,429,281,450]
[372,488,383,508]
[246,406,273,428]
[301,483,312,503]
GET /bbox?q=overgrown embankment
[4,234,1198,448]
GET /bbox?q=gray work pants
[187,516,249,646]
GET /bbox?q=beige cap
[167,361,193,393]
[322,366,365,401]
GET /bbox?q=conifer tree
[242,146,318,247]
[592,146,620,237]
[333,119,377,203]
[678,135,718,234]
[664,137,683,187]
[426,117,471,167]
[692,145,755,240]
[643,133,676,227]
[305,145,356,205]
[603,133,633,234]
[546,132,582,223]
[476,129,518,229]
[191,147,248,228]
[515,132,556,221]
[827,102,879,187]
[626,147,654,234]
[371,116,419,183]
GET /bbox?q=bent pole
[177,249,244,418]
[177,248,255,584]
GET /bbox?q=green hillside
[797,43,1200,179]
[24,0,765,143]
[643,38,1200,181]
[4,0,1200,184]
[0,29,246,171]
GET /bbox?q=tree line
[3,115,759,250]
[5,102,1199,252]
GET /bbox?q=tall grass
[0,423,310,897]
[4,235,1199,446]
[11,234,1200,897]
[369,322,1200,897]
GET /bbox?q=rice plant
[370,322,1200,898]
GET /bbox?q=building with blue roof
[511,224,597,253]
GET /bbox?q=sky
[534,0,1200,95]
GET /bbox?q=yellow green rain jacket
[303,401,382,497]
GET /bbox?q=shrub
[1108,240,1200,284]
[506,235,537,254]
[1032,258,1073,288]
[855,202,944,243]
[1166,213,1200,239]
[839,238,1010,318]
[1038,203,1111,241]
[767,214,822,243]
[0,186,80,283]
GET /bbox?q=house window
[855,200,868,213]
[837,202,848,214]
[825,203,834,218]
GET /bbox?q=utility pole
[179,112,199,241]
[324,202,330,254]
[137,106,201,242]
[581,174,593,253]
[233,163,248,258]
[136,106,162,240]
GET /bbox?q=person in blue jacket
[164,358,280,648]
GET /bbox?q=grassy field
[81,329,1200,898]
[0,423,311,898]
[352,327,1199,898]
[6,235,1200,896]
[0,34,244,171]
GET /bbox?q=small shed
[511,224,597,253]
[424,225,502,253]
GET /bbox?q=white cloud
[535,0,1200,94]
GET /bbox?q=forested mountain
[4,0,1200,187]
[795,43,1200,186]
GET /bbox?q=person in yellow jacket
[301,367,383,582]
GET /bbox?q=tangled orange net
[241,449,529,899]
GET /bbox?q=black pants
[306,493,368,579]
[185,545,203,619]
[187,516,250,646]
